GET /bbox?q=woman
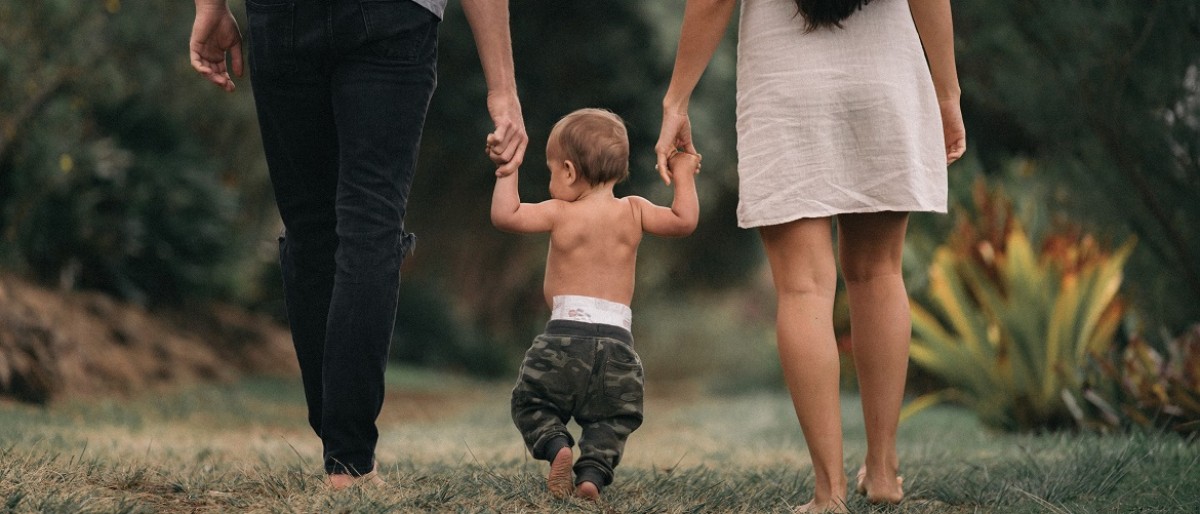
[656,0,965,511]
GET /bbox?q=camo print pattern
[511,329,644,486]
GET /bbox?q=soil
[0,274,297,404]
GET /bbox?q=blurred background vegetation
[1,1,1198,433]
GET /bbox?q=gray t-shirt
[410,0,448,19]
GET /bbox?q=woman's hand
[655,111,697,185]
[940,98,966,164]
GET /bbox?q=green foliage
[1072,325,1200,435]
[956,1,1200,331]
[907,182,1134,431]
[0,1,273,305]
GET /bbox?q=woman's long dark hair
[794,0,873,32]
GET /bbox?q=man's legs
[247,0,338,441]
[249,0,439,477]
[319,1,439,476]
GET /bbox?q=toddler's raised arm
[491,169,561,234]
[631,151,701,238]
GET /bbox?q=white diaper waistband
[551,295,632,331]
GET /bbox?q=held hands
[190,2,243,92]
[940,98,966,164]
[666,150,702,184]
[486,91,529,177]
[654,111,698,185]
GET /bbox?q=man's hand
[486,90,528,177]
[190,1,243,92]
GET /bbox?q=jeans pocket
[602,346,644,403]
[359,0,437,63]
[246,0,296,80]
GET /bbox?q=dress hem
[736,204,947,229]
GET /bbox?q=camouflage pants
[511,320,645,486]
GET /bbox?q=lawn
[0,368,1196,513]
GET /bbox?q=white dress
[735,0,947,227]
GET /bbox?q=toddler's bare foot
[575,481,601,501]
[855,465,904,504]
[547,447,574,498]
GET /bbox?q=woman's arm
[908,0,966,163]
[656,0,737,183]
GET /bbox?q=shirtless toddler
[490,108,700,500]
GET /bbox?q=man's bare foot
[547,447,574,498]
[327,470,387,490]
[575,481,601,501]
[855,465,904,504]
[793,498,848,513]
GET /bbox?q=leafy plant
[905,182,1134,431]
[1069,325,1200,435]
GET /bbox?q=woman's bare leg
[760,218,848,513]
[836,211,909,504]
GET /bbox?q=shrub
[906,182,1134,431]
[1069,325,1200,435]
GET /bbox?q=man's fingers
[230,44,244,77]
[190,49,214,75]
[495,144,526,176]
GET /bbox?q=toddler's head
[547,108,630,186]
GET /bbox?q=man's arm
[633,152,701,238]
[190,0,243,92]
[491,171,561,233]
[462,0,528,177]
[909,0,966,163]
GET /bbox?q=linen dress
[735,0,947,227]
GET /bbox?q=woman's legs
[759,218,847,512]
[836,212,910,503]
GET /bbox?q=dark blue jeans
[246,0,438,475]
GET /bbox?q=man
[189,0,527,488]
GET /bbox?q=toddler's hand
[667,150,702,180]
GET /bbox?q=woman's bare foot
[327,470,387,490]
[855,465,904,504]
[575,481,601,501]
[547,447,574,498]
[793,498,848,513]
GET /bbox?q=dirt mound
[0,274,297,404]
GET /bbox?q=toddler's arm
[631,151,701,238]
[491,169,562,233]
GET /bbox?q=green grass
[0,369,1197,513]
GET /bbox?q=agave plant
[1070,325,1200,435]
[905,182,1134,431]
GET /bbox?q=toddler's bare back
[543,195,642,307]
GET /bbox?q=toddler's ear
[564,160,579,185]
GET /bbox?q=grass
[0,367,1197,513]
